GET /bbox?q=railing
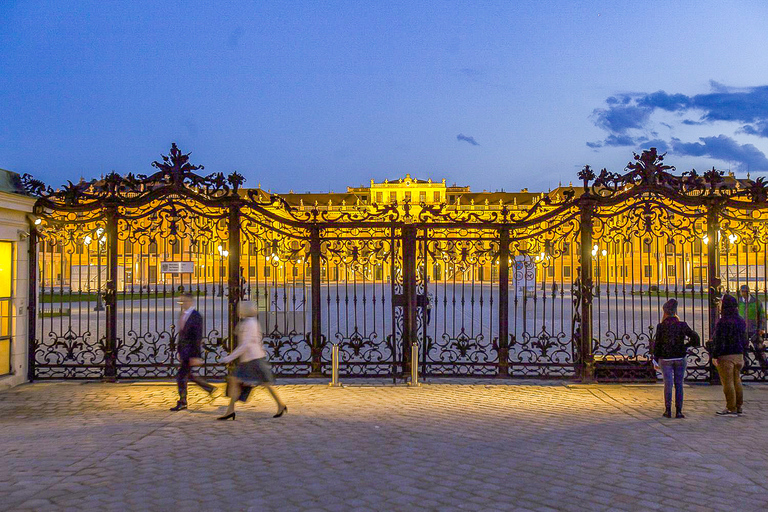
[23,145,768,382]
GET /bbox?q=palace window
[433,192,440,203]
[419,191,426,203]
[642,239,652,253]
[389,192,396,203]
[376,192,383,203]
[0,242,12,376]
[644,265,652,278]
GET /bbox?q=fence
[24,145,768,381]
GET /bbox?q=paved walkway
[2,379,768,511]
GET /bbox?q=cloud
[591,103,652,133]
[671,135,768,172]
[457,134,479,146]
[589,82,768,171]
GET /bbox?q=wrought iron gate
[24,145,768,381]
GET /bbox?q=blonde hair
[237,301,258,318]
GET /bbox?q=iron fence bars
[718,202,768,381]
[239,204,313,376]
[591,193,710,380]
[319,226,399,378]
[419,226,499,376]
[33,212,108,378]
[24,144,768,382]
[114,198,229,379]
[506,203,580,378]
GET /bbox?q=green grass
[39,289,211,303]
[630,290,707,298]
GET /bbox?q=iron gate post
[706,205,720,384]
[104,208,119,381]
[227,204,241,354]
[498,227,510,377]
[27,225,37,382]
[310,227,323,376]
[579,200,595,382]
[402,224,417,380]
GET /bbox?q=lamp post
[95,229,106,311]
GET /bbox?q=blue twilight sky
[3,0,768,194]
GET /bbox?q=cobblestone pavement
[2,379,768,511]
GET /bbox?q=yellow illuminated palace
[38,172,763,291]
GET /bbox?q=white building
[0,169,35,388]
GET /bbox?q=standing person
[217,301,287,421]
[738,284,768,371]
[652,299,700,418]
[170,292,217,411]
[711,294,748,416]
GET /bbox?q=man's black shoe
[169,403,188,411]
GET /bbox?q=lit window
[0,241,11,376]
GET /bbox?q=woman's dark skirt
[233,358,274,402]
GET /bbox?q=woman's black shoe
[217,412,236,421]
[675,412,685,419]
[273,405,287,418]
[170,403,187,411]
[662,410,671,418]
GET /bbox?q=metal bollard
[329,343,341,387]
[409,342,421,386]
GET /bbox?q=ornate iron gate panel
[35,216,108,378]
[319,226,402,378]
[418,226,500,376]
[24,145,768,381]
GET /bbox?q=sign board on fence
[161,261,194,274]
[513,255,537,295]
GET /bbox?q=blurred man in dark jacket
[170,293,216,411]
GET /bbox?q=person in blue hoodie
[652,299,700,418]
[711,294,748,416]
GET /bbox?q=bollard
[329,343,341,387]
[408,342,421,387]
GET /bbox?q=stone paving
[2,379,768,511]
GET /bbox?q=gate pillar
[706,205,720,384]
[27,225,38,382]
[579,200,595,382]
[310,227,323,376]
[104,208,119,381]
[227,204,241,353]
[498,228,510,377]
[402,224,417,379]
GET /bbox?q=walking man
[738,284,768,371]
[170,292,217,411]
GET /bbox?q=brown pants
[716,354,744,412]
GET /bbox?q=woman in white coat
[217,302,287,420]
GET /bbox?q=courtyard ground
[1,379,767,511]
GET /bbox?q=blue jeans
[659,358,687,411]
